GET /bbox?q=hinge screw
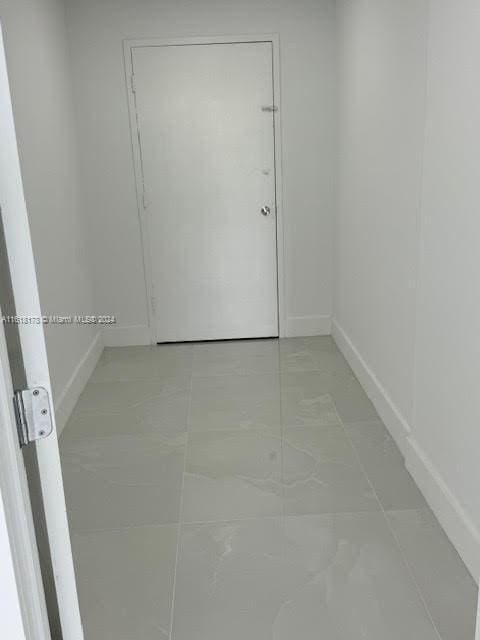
[33,389,39,396]
[41,409,48,415]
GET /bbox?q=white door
[0,26,83,640]
[131,41,279,342]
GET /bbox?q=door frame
[123,34,286,342]
[0,482,28,640]
[0,22,83,640]
[0,311,49,640]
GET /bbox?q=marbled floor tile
[345,421,427,510]
[172,513,440,640]
[189,373,281,432]
[279,338,321,372]
[73,524,177,640]
[63,339,475,640]
[89,344,193,382]
[386,508,477,640]
[192,339,279,377]
[68,378,190,437]
[278,513,440,640]
[329,374,379,423]
[282,426,380,515]
[279,336,352,374]
[60,433,185,531]
[172,518,287,640]
[181,430,283,522]
[280,371,343,427]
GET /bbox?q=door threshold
[156,336,279,345]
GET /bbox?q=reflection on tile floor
[60,337,477,640]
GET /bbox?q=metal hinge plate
[14,387,53,448]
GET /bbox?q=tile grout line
[168,356,194,640]
[73,508,439,538]
[278,340,287,526]
[330,399,444,640]
[188,364,353,380]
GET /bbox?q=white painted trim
[0,490,26,640]
[406,436,480,582]
[102,324,151,347]
[331,319,411,454]
[54,332,103,436]
[476,593,480,640]
[286,315,331,337]
[331,318,480,583]
[123,34,287,342]
[0,314,49,640]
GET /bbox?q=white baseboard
[331,319,411,454]
[54,331,103,435]
[286,315,332,338]
[406,437,480,581]
[102,324,151,347]
[331,317,480,582]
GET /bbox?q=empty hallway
[1,0,480,637]
[60,338,477,639]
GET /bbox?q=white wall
[0,0,101,429]
[334,0,480,579]
[410,0,480,578]
[64,0,337,344]
[334,0,428,435]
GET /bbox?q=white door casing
[0,24,83,640]
[0,312,47,640]
[0,484,26,640]
[125,36,285,343]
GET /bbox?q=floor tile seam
[70,521,181,536]
[330,399,444,640]
[87,376,192,384]
[384,507,429,516]
[191,370,281,379]
[71,404,191,418]
[381,509,444,640]
[169,369,193,640]
[181,505,384,524]
[276,340,289,560]
[186,419,348,433]
[60,432,188,446]
[277,348,287,524]
[189,366,353,381]
[186,423,344,435]
[85,374,194,386]
[326,401,384,510]
[90,356,347,378]
[165,510,441,528]
[186,425,283,435]
[182,514,284,527]
[69,511,417,531]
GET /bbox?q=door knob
[261,205,271,216]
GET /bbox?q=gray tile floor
[60,337,478,640]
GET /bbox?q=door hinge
[13,388,53,448]
[261,105,278,113]
[130,74,136,94]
